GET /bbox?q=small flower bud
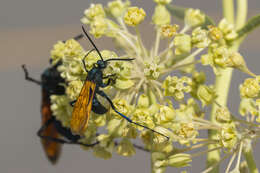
[167,153,192,167]
[215,107,231,123]
[174,34,191,55]
[161,24,179,38]
[218,18,238,41]
[155,105,175,128]
[90,17,108,38]
[124,7,146,26]
[208,25,223,41]
[185,8,205,28]
[107,0,130,18]
[154,0,172,5]
[173,122,198,141]
[84,4,106,21]
[137,94,150,108]
[197,85,217,107]
[239,98,258,116]
[226,52,255,76]
[219,123,238,149]
[152,5,171,26]
[191,27,211,48]
[116,139,136,156]
[240,78,260,98]
[93,146,112,159]
[213,46,230,67]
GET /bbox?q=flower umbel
[45,1,260,173]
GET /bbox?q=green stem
[236,0,248,30]
[243,142,259,173]
[207,0,236,172]
[222,0,235,24]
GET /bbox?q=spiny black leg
[82,49,96,73]
[21,64,42,85]
[37,117,98,147]
[100,78,113,88]
[96,90,169,140]
[103,74,116,79]
[70,100,76,107]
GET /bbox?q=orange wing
[70,80,96,135]
[41,90,61,164]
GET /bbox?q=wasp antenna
[21,64,42,85]
[105,58,135,62]
[81,26,104,61]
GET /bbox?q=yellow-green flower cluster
[161,24,179,38]
[197,85,216,107]
[144,60,162,80]
[218,123,238,150]
[81,4,109,37]
[152,5,171,26]
[240,77,260,98]
[191,27,211,48]
[124,7,146,26]
[184,8,205,28]
[50,95,73,128]
[107,0,130,18]
[215,107,231,123]
[173,34,191,55]
[162,76,192,100]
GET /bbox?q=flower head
[107,0,130,18]
[185,8,205,28]
[124,7,146,26]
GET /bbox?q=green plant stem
[236,0,248,30]
[243,144,259,173]
[222,0,235,24]
[207,0,235,172]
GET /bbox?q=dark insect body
[21,34,97,164]
[70,26,169,140]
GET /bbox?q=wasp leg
[70,100,76,107]
[96,90,169,140]
[102,74,116,79]
[100,78,114,88]
[21,64,42,85]
[37,117,98,147]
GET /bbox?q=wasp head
[96,60,107,69]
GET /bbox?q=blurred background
[1,0,259,172]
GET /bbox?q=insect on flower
[70,26,169,140]
[21,34,98,164]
